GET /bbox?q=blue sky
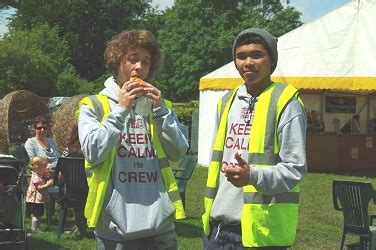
[152,0,346,23]
[1,1,350,36]
[150,0,349,22]
[0,7,16,36]
[288,0,348,22]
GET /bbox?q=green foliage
[173,101,199,128]
[2,1,303,99]
[154,0,302,101]
[267,6,303,37]
[56,66,95,96]
[0,24,81,97]
[91,72,113,94]
[8,0,153,80]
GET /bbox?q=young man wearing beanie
[202,28,307,249]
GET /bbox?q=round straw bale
[52,94,86,154]
[0,90,49,153]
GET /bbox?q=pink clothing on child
[26,172,48,203]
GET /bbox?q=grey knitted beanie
[232,28,278,73]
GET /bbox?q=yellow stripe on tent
[199,77,376,91]
[199,77,243,90]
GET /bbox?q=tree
[154,0,302,101]
[1,0,302,101]
[0,24,90,97]
[7,0,152,80]
[152,1,236,101]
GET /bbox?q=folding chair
[53,156,88,239]
[333,180,376,250]
[174,155,198,208]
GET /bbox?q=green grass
[26,166,376,249]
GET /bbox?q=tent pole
[320,91,325,125]
[367,94,370,133]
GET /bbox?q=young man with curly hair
[77,29,188,249]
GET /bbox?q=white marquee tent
[198,0,376,166]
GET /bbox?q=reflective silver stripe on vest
[204,186,216,199]
[168,190,181,202]
[244,191,299,204]
[249,83,286,165]
[211,150,223,162]
[218,90,236,122]
[88,95,104,122]
[86,95,104,170]
[85,168,93,177]
[248,153,281,165]
[158,157,169,169]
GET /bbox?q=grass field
[26,165,376,249]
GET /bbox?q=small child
[26,156,54,232]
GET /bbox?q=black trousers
[203,221,288,250]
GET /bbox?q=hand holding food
[119,77,145,109]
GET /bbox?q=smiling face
[235,43,272,90]
[117,47,151,87]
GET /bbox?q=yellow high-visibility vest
[202,82,303,247]
[77,94,185,228]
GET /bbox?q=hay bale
[0,90,49,153]
[52,94,86,154]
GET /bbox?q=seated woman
[24,116,59,171]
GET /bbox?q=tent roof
[200,0,376,91]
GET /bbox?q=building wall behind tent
[300,93,374,134]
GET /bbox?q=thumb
[234,152,247,168]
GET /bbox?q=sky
[1,1,350,37]
[0,7,16,36]
[150,0,350,22]
[288,0,349,22]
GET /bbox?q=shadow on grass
[175,217,203,238]
[85,230,96,240]
[29,236,64,250]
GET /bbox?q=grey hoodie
[78,77,189,241]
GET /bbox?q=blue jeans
[96,229,178,250]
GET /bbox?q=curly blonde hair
[29,156,48,171]
[104,29,163,79]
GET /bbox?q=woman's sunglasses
[36,126,48,131]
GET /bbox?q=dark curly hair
[33,115,49,129]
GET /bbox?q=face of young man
[235,43,273,89]
[117,47,151,87]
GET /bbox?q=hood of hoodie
[237,84,258,106]
[100,77,120,103]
